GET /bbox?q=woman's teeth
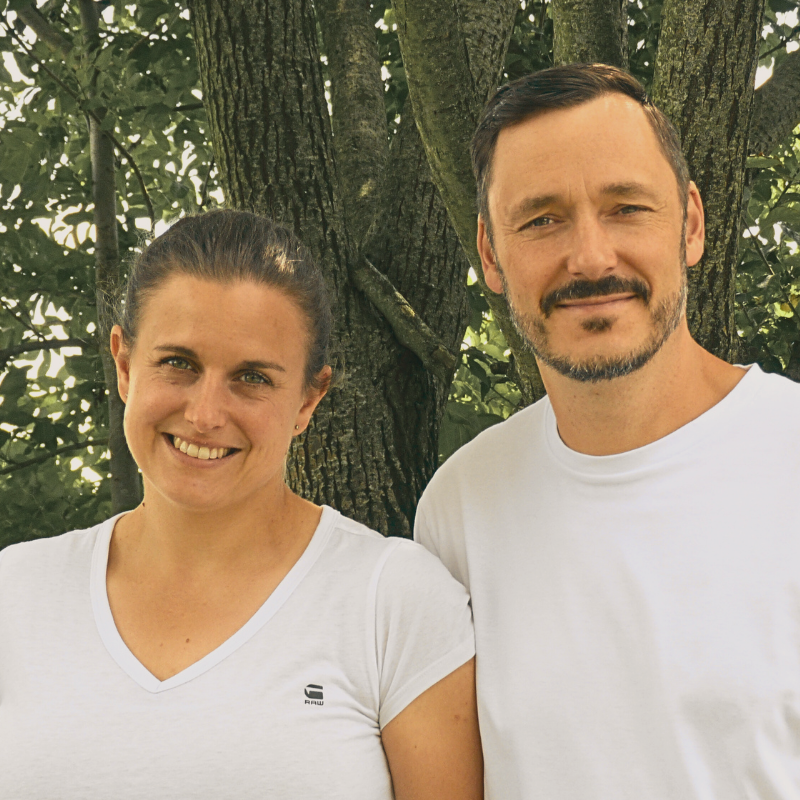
[172,436,230,460]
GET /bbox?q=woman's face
[111,274,329,513]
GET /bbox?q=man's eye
[163,357,192,370]
[239,371,271,386]
[619,205,644,215]
[530,216,554,227]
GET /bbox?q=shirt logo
[304,684,324,705]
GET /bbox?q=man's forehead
[487,94,676,208]
[494,93,658,157]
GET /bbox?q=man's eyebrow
[507,194,561,221]
[154,345,286,373]
[599,182,661,202]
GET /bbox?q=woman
[0,210,481,799]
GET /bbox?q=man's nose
[566,214,618,279]
[184,375,228,432]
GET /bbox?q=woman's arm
[381,658,483,800]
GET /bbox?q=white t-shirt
[0,506,474,799]
[416,365,800,800]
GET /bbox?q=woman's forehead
[136,275,309,357]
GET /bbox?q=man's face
[478,93,704,383]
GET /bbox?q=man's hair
[471,64,690,238]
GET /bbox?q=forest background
[1,0,799,547]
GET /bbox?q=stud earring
[294,425,300,430]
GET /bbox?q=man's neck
[540,326,746,456]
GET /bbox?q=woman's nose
[184,376,228,432]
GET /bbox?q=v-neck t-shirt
[0,506,474,799]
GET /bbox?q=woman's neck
[111,482,321,581]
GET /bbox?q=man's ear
[477,215,504,294]
[684,181,705,268]
[110,325,131,404]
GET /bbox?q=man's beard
[498,268,687,384]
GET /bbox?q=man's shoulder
[741,366,800,431]
[423,396,549,502]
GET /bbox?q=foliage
[1,0,799,543]
[737,0,800,377]
[0,0,217,544]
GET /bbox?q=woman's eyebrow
[155,344,198,358]
[239,359,286,373]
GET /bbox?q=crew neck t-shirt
[416,365,800,799]
[0,506,474,799]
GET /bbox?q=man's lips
[555,292,637,309]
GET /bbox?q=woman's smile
[166,434,238,461]
[113,274,325,511]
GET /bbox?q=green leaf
[747,156,781,169]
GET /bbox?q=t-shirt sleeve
[373,539,475,730]
[414,476,471,590]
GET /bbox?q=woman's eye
[239,371,271,386]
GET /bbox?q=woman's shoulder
[0,518,109,582]
[325,508,453,570]
[322,507,467,600]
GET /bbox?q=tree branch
[199,155,215,208]
[6,21,156,228]
[0,438,108,477]
[79,0,142,513]
[0,337,93,369]
[0,296,45,340]
[391,0,544,402]
[317,0,389,246]
[751,49,800,156]
[552,0,628,67]
[392,0,483,261]
[350,256,457,381]
[14,1,72,57]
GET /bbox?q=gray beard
[500,270,687,384]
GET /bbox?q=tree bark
[190,0,470,535]
[78,0,142,513]
[316,0,389,245]
[750,49,800,156]
[653,0,765,362]
[392,0,545,403]
[552,0,628,68]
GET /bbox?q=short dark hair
[118,209,334,391]
[471,64,690,236]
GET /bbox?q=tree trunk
[653,0,765,361]
[552,0,628,68]
[189,0,480,536]
[79,0,141,513]
[316,0,389,244]
[392,0,545,403]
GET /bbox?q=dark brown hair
[118,209,334,391]
[471,64,690,237]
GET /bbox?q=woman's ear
[110,325,131,403]
[294,365,332,435]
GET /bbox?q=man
[415,64,800,799]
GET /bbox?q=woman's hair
[118,210,334,391]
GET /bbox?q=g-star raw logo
[304,684,324,705]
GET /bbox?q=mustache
[540,275,651,317]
